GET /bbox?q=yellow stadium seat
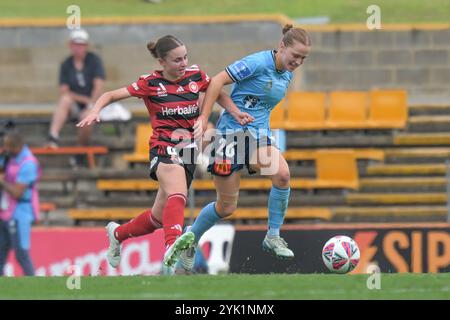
[315,150,359,189]
[285,92,327,130]
[284,148,384,162]
[368,90,408,128]
[327,91,368,129]
[97,175,359,192]
[68,207,333,222]
[283,149,360,189]
[123,123,153,164]
[270,99,286,129]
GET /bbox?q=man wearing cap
[47,29,106,150]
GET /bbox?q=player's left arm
[215,90,255,125]
[77,87,131,127]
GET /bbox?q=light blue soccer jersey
[217,50,292,137]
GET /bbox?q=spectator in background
[0,131,40,276]
[47,29,106,149]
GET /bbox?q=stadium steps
[81,192,347,208]
[68,206,333,224]
[40,196,77,209]
[365,163,446,176]
[384,147,450,159]
[408,105,450,116]
[359,177,448,192]
[287,133,393,148]
[394,133,450,146]
[407,115,450,132]
[333,205,448,217]
[331,206,448,222]
[345,192,447,205]
[29,102,450,223]
[26,136,136,150]
[409,115,450,125]
[380,147,450,164]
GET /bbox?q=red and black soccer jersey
[126,65,210,149]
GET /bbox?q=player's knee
[215,201,236,218]
[273,170,290,188]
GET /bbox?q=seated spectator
[47,29,106,149]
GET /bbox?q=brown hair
[4,131,23,148]
[281,24,312,47]
[147,35,184,59]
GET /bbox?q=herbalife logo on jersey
[161,105,199,116]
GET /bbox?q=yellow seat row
[270,90,408,130]
[109,148,385,191]
[68,207,333,222]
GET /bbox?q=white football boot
[105,222,122,268]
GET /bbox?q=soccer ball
[322,235,360,274]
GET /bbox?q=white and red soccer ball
[322,235,360,274]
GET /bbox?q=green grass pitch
[0,273,449,299]
[1,0,450,23]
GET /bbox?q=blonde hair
[281,24,312,47]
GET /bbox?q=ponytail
[281,24,311,47]
[146,35,184,59]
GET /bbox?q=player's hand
[194,115,208,140]
[231,110,255,126]
[76,112,100,127]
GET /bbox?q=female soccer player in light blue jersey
[167,24,311,272]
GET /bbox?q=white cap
[70,29,89,44]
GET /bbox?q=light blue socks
[190,202,222,243]
[191,186,289,241]
[267,186,290,237]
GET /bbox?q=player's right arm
[194,71,232,140]
[76,87,131,127]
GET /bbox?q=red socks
[114,209,162,243]
[162,193,187,248]
[113,193,187,248]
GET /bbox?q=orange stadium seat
[39,202,56,225]
[31,146,108,168]
[285,92,327,130]
[327,91,368,129]
[123,123,152,164]
[367,90,408,128]
[314,150,359,189]
[68,207,333,223]
[284,148,385,162]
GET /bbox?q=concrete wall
[1,22,449,104]
[303,29,450,102]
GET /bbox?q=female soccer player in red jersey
[77,35,253,269]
